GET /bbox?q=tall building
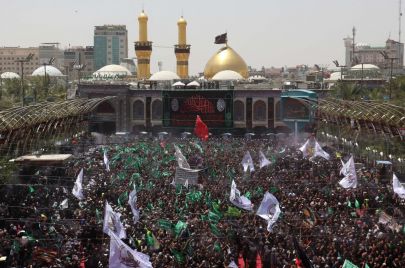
[0,47,39,76]
[344,37,404,69]
[64,46,95,80]
[175,16,191,79]
[39,43,64,71]
[135,11,152,80]
[94,25,128,70]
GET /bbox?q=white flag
[109,231,152,268]
[299,139,311,158]
[59,199,68,210]
[339,156,357,189]
[104,150,110,172]
[393,174,405,199]
[184,179,189,189]
[174,145,190,169]
[72,168,84,200]
[340,159,348,176]
[241,151,255,173]
[312,141,330,160]
[256,192,281,232]
[103,201,126,239]
[259,151,271,169]
[229,180,253,211]
[228,261,238,268]
[128,188,140,224]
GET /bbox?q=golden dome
[138,10,148,21]
[204,46,249,79]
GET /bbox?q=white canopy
[187,81,200,87]
[172,81,185,87]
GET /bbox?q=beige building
[0,47,39,76]
[344,38,404,69]
[39,43,65,71]
[64,46,95,80]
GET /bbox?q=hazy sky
[0,0,402,75]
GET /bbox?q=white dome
[32,66,63,77]
[1,72,20,79]
[329,72,342,81]
[93,64,132,77]
[212,70,243,81]
[149,71,180,81]
[351,64,380,70]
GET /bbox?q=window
[151,100,163,120]
[233,100,245,121]
[253,100,266,121]
[133,100,144,120]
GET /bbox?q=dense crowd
[0,135,404,267]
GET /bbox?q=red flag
[194,115,209,141]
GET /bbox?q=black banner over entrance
[162,90,233,128]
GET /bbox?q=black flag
[214,33,227,44]
[292,236,313,268]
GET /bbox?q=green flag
[270,186,278,194]
[171,249,185,264]
[95,208,102,224]
[158,219,173,231]
[212,201,222,216]
[225,206,241,218]
[342,259,359,268]
[355,199,360,209]
[174,221,187,237]
[117,191,128,207]
[244,191,251,200]
[365,264,370,268]
[214,242,221,252]
[146,230,160,250]
[28,185,35,194]
[210,223,221,237]
[347,200,352,208]
[208,211,221,223]
[131,172,141,181]
[205,191,212,207]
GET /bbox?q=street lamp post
[15,53,34,106]
[332,60,347,81]
[42,57,55,99]
[73,63,86,85]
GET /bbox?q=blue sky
[0,0,401,74]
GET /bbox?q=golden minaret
[175,16,190,79]
[135,10,152,79]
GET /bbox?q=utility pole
[352,27,356,67]
[399,0,403,68]
[15,53,34,106]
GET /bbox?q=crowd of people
[0,134,404,267]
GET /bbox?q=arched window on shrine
[152,99,163,120]
[133,100,145,120]
[233,100,245,121]
[253,100,266,121]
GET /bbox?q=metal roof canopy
[0,97,115,133]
